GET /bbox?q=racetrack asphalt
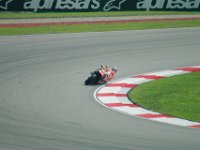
[0,27,200,150]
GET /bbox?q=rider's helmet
[112,67,118,73]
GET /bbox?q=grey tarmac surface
[0,27,200,150]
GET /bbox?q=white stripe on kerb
[98,87,131,94]
[151,117,199,126]
[98,97,131,104]
[190,66,200,68]
[117,88,131,94]
[118,97,133,104]
[114,106,158,115]
[116,78,152,85]
[98,97,121,104]
[98,87,121,93]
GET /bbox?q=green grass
[1,20,200,35]
[128,72,200,122]
[1,11,200,35]
[1,11,200,19]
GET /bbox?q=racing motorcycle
[85,69,107,85]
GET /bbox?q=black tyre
[84,78,91,85]
[85,75,98,85]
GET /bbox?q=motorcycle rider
[99,66,118,84]
[89,65,118,84]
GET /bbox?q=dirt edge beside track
[1,14,200,28]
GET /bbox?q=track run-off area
[0,27,200,150]
[1,15,200,28]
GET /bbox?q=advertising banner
[0,0,200,12]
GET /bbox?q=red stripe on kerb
[97,93,127,97]
[176,67,200,72]
[106,103,139,107]
[134,75,166,80]
[106,83,137,88]
[137,113,173,118]
[189,124,200,128]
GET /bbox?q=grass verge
[1,11,200,19]
[128,72,200,122]
[1,19,200,35]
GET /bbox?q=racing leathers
[92,66,117,84]
[99,66,117,83]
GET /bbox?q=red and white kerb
[95,66,200,129]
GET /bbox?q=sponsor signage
[0,0,200,12]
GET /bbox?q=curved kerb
[94,66,200,129]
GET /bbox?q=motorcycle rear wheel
[85,76,99,85]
